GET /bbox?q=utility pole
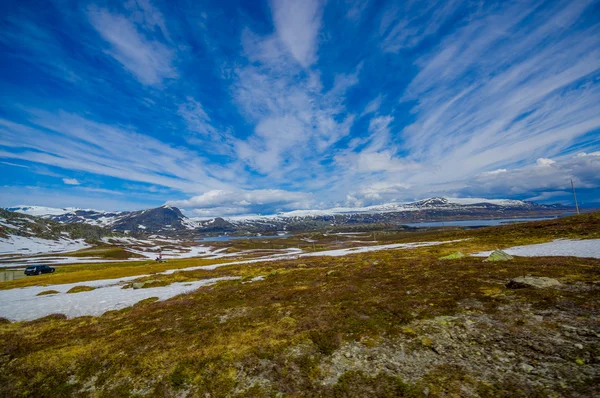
[571,179,580,215]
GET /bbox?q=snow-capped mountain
[210,197,552,222]
[0,208,113,244]
[193,197,568,234]
[6,197,569,235]
[6,205,194,234]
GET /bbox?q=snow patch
[301,239,467,257]
[0,276,239,321]
[0,235,91,255]
[472,239,600,259]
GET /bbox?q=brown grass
[0,212,598,396]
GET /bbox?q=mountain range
[5,197,571,236]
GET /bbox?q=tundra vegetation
[0,213,599,397]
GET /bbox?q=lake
[198,234,290,242]
[402,217,558,228]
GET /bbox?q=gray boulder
[485,250,514,262]
[507,276,561,289]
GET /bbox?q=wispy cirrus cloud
[87,5,177,85]
[350,0,600,201]
[463,152,600,197]
[380,0,462,52]
[401,0,600,175]
[62,178,80,185]
[167,189,313,217]
[269,0,324,67]
[230,16,357,183]
[347,152,600,207]
[1,0,599,214]
[0,111,226,194]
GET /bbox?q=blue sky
[1,0,599,216]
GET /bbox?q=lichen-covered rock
[132,280,160,289]
[484,250,514,262]
[439,252,465,260]
[507,276,561,289]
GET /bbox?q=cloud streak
[0,111,226,194]
[62,178,80,185]
[270,0,324,67]
[87,5,177,85]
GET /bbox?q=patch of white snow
[472,239,600,259]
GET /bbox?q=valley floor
[0,213,599,397]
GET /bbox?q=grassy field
[0,213,599,397]
[0,257,238,290]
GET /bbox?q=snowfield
[472,239,600,259]
[0,277,239,322]
[0,235,90,255]
[301,239,467,257]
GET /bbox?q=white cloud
[482,169,507,175]
[0,111,228,194]
[380,0,461,52]
[465,152,600,196]
[124,0,171,40]
[167,189,313,216]
[0,161,29,169]
[62,178,80,185]
[345,0,369,21]
[178,97,220,139]
[87,5,176,85]
[270,0,324,67]
[231,26,358,182]
[536,158,556,167]
[80,187,125,195]
[361,95,383,116]
[345,152,600,206]
[1,185,153,212]
[391,0,600,191]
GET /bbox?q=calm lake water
[198,234,290,242]
[403,217,558,228]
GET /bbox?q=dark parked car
[24,265,55,276]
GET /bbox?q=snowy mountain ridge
[5,197,567,235]
[215,197,536,223]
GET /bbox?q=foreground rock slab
[507,276,561,289]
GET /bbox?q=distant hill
[6,197,571,236]
[0,209,119,257]
[6,205,194,234]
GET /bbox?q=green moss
[439,251,465,260]
[485,250,514,262]
[66,285,95,294]
[144,280,170,288]
[133,297,160,307]
[309,329,341,356]
[36,290,60,296]
[332,371,417,397]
